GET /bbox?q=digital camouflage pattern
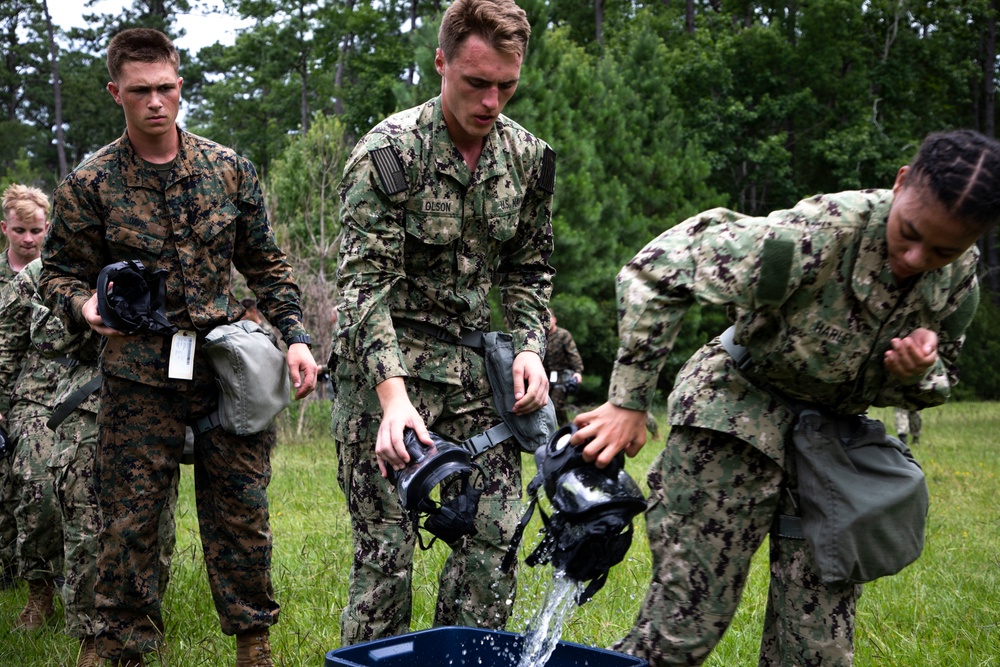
[614,427,859,666]
[544,325,584,424]
[332,96,554,643]
[43,361,181,640]
[41,127,300,660]
[612,189,977,463]
[41,129,308,389]
[607,190,979,665]
[0,259,65,581]
[336,377,522,644]
[96,373,276,658]
[0,253,20,578]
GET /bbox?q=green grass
[1,401,998,666]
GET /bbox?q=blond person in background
[0,184,50,592]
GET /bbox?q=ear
[892,165,909,195]
[435,48,445,76]
[108,81,122,105]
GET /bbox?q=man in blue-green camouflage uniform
[0,184,51,591]
[0,229,65,636]
[40,28,318,667]
[571,129,1000,666]
[332,0,554,645]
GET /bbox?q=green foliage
[954,297,1000,401]
[8,0,1000,398]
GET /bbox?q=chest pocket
[105,208,166,265]
[402,203,463,285]
[486,208,518,243]
[404,203,462,246]
[187,197,239,266]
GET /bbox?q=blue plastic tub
[325,626,647,667]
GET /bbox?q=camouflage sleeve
[39,176,107,330]
[0,277,34,417]
[230,156,307,341]
[608,207,802,411]
[497,147,555,356]
[335,138,410,388]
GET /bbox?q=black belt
[392,317,486,350]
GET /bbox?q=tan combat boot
[76,636,99,667]
[236,629,275,667]
[16,577,55,630]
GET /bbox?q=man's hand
[571,402,648,469]
[884,328,938,380]
[374,376,432,477]
[512,350,549,415]
[82,291,125,337]
[287,342,318,400]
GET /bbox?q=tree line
[3,0,999,401]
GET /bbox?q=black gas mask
[503,423,647,604]
[96,260,177,336]
[386,429,485,550]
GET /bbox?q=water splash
[516,570,584,667]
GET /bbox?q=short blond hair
[2,184,49,224]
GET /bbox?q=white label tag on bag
[550,371,558,383]
[168,330,196,380]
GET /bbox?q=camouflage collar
[423,96,511,187]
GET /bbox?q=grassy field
[1,401,998,666]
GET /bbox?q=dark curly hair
[908,129,1000,232]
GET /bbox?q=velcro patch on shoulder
[370,146,407,195]
[538,147,556,194]
[755,237,795,306]
[941,283,979,339]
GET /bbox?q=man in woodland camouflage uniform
[332,0,554,645]
[0,184,50,589]
[543,309,584,425]
[0,259,64,632]
[40,28,317,667]
[571,130,1000,665]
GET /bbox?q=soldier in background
[0,184,50,590]
[543,308,584,425]
[332,0,554,645]
[894,407,922,445]
[0,258,65,631]
[41,28,317,667]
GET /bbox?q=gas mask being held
[386,429,485,550]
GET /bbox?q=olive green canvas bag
[791,408,929,586]
[201,320,290,436]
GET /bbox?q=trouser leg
[613,427,782,666]
[13,408,64,581]
[0,453,17,584]
[335,373,521,644]
[51,408,101,639]
[758,454,860,666]
[94,379,183,659]
[194,422,277,635]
